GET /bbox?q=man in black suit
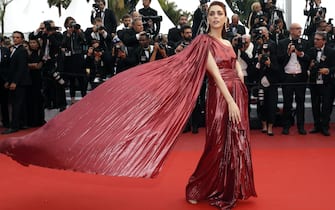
[91,0,117,35]
[277,23,311,135]
[192,1,209,37]
[2,31,32,134]
[307,31,335,136]
[139,0,160,38]
[167,14,188,49]
[120,18,146,51]
[0,37,10,128]
[139,0,157,17]
[229,14,246,36]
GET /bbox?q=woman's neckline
[207,34,231,47]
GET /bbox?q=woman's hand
[228,101,241,124]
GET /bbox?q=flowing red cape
[0,35,212,178]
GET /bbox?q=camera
[142,16,163,23]
[44,21,61,32]
[92,3,101,13]
[50,68,65,85]
[96,25,105,31]
[236,37,245,49]
[70,22,81,30]
[180,41,190,48]
[157,33,165,49]
[200,0,210,4]
[260,53,270,66]
[115,44,126,52]
[291,38,304,52]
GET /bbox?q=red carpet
[0,124,334,210]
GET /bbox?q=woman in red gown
[0,1,256,209]
[185,2,256,209]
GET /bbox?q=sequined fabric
[185,36,257,209]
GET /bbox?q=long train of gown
[0,35,211,178]
[186,36,257,209]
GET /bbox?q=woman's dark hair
[207,1,227,38]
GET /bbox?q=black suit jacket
[119,29,140,49]
[0,47,10,82]
[167,27,182,48]
[229,24,246,35]
[91,8,117,35]
[139,7,158,16]
[307,46,335,84]
[8,45,31,86]
[277,37,311,81]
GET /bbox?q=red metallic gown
[186,36,256,209]
[0,35,256,208]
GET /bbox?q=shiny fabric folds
[186,36,256,209]
[0,35,211,178]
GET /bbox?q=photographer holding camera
[134,32,154,65]
[277,23,310,135]
[173,25,193,54]
[110,37,136,74]
[307,31,335,136]
[269,18,289,44]
[167,14,188,49]
[303,0,327,41]
[139,0,161,38]
[62,18,88,105]
[254,27,280,136]
[90,0,117,35]
[192,0,209,37]
[247,2,264,31]
[150,33,170,61]
[85,39,106,86]
[232,34,258,115]
[33,20,67,111]
[86,17,112,51]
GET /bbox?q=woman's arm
[206,51,241,124]
[235,61,244,83]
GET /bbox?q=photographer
[303,0,327,41]
[90,0,117,35]
[262,0,287,31]
[269,18,289,44]
[85,40,106,87]
[233,34,258,115]
[229,14,246,36]
[174,25,193,54]
[85,17,112,51]
[307,31,335,136]
[111,37,136,74]
[325,19,335,48]
[192,0,209,37]
[134,33,154,65]
[120,18,144,49]
[277,23,310,135]
[34,20,67,111]
[247,2,264,31]
[62,18,87,105]
[139,0,161,38]
[167,14,188,49]
[150,33,169,61]
[173,26,204,134]
[254,28,280,136]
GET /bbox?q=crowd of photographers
[0,0,335,136]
